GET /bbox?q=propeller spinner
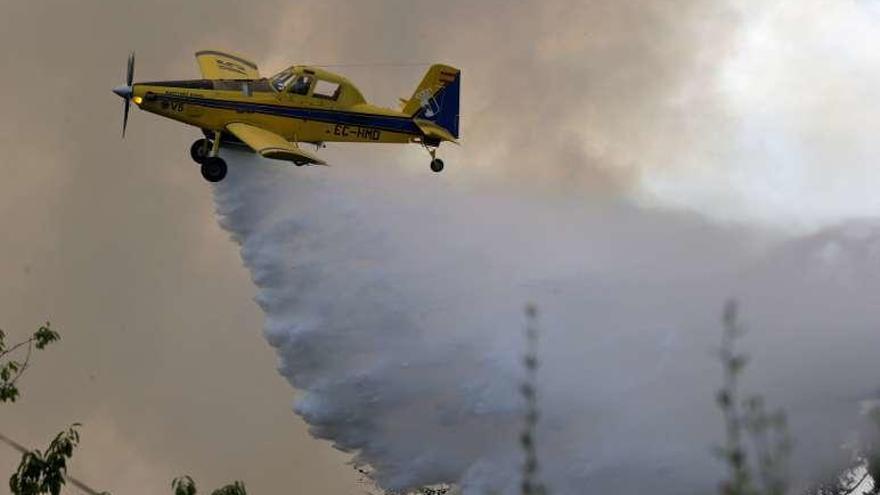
[112,52,135,137]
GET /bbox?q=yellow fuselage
[131,73,420,145]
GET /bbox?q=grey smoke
[212,155,880,494]
[203,1,880,493]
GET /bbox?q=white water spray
[213,155,880,494]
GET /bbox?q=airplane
[112,51,460,182]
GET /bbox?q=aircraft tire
[430,158,445,173]
[190,139,212,163]
[201,157,227,182]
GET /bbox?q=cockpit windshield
[269,69,295,92]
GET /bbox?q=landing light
[132,96,143,105]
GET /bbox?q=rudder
[403,64,460,139]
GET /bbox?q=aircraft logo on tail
[416,88,441,118]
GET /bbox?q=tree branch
[0,430,106,495]
[0,336,35,361]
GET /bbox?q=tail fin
[403,64,460,139]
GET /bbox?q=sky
[0,2,359,493]
[2,1,880,494]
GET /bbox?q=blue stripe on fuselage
[157,93,422,135]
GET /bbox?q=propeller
[112,52,135,138]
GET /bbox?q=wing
[195,50,260,79]
[225,123,327,165]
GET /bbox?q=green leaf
[33,323,60,350]
[0,382,20,403]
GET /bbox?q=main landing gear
[190,138,211,163]
[200,156,227,182]
[190,135,227,183]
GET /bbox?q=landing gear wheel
[430,158,445,173]
[190,138,212,163]
[201,156,227,182]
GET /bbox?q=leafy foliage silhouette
[9,425,83,495]
[0,323,59,403]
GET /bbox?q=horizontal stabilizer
[414,118,458,144]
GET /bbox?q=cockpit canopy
[268,66,365,105]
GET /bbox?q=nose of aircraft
[112,85,132,99]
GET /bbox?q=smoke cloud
[202,1,880,494]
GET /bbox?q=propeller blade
[126,51,135,86]
[118,51,135,138]
[122,98,131,138]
